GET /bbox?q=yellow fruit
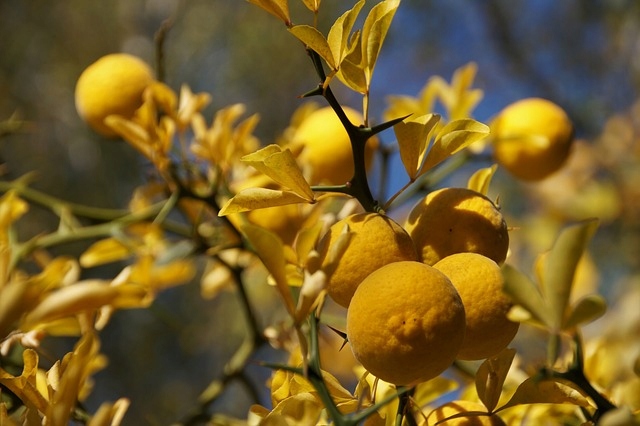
[293,106,378,185]
[404,187,509,266]
[75,53,154,137]
[347,261,465,386]
[426,400,506,426]
[491,97,574,181]
[318,212,418,308]
[434,253,519,360]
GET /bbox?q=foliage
[1,0,639,425]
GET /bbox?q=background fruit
[346,261,466,386]
[427,400,506,426]
[491,97,574,181]
[318,212,418,308]
[292,106,378,185]
[434,253,519,360]
[75,53,154,137]
[404,187,509,266]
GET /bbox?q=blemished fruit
[404,187,509,266]
[317,212,418,308]
[346,261,466,386]
[426,400,507,426]
[434,253,519,360]
[75,53,155,137]
[491,97,574,181]
[292,106,378,185]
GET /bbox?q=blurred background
[1,0,639,424]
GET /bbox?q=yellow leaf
[242,224,296,316]
[219,188,311,216]
[467,164,498,196]
[393,114,440,179]
[498,377,591,411]
[336,34,366,93]
[0,349,49,413]
[475,348,516,412]
[361,0,400,86]
[80,238,131,268]
[289,25,335,70]
[420,118,489,174]
[502,264,551,329]
[300,0,320,12]
[294,270,326,324]
[247,0,291,25]
[242,144,314,200]
[0,190,29,229]
[564,294,607,330]
[327,0,365,66]
[87,398,130,426]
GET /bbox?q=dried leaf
[498,377,591,411]
[219,188,311,216]
[467,164,498,196]
[502,264,550,329]
[289,25,335,70]
[475,348,516,412]
[393,114,440,179]
[420,118,489,174]
[563,294,607,330]
[241,224,296,316]
[247,0,291,25]
[538,218,599,330]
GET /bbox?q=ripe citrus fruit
[491,97,574,181]
[75,53,155,137]
[404,187,509,266]
[434,253,519,360]
[317,212,418,308]
[426,400,506,426]
[346,261,465,386]
[292,106,378,185]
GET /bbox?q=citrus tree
[1,1,639,425]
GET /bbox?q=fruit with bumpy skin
[434,253,519,360]
[292,106,378,185]
[318,212,418,308]
[427,400,507,426]
[346,261,466,386]
[404,187,509,266]
[75,53,154,137]
[491,98,574,181]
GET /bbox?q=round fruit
[75,53,155,137]
[318,212,418,308]
[426,400,506,426]
[292,106,378,185]
[346,261,466,386]
[491,97,574,181]
[434,253,519,360]
[404,187,509,266]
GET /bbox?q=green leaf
[467,164,498,196]
[475,348,516,412]
[247,0,291,25]
[218,188,311,216]
[502,264,551,328]
[393,114,440,179]
[361,0,400,86]
[497,377,591,411]
[289,25,335,70]
[420,118,489,174]
[241,224,296,316]
[327,0,365,66]
[538,219,599,330]
[564,294,607,330]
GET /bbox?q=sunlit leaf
[295,270,326,323]
[564,294,607,330]
[247,0,291,25]
[393,114,440,179]
[538,218,599,330]
[413,376,458,406]
[289,25,335,70]
[336,34,366,93]
[361,0,400,86]
[219,188,311,216]
[241,144,315,201]
[467,164,498,196]
[0,190,29,229]
[0,349,49,413]
[498,377,591,411]
[87,398,130,426]
[296,221,324,270]
[502,264,550,328]
[300,0,320,13]
[420,119,489,174]
[327,0,365,66]
[80,238,131,268]
[475,348,516,412]
[241,224,296,316]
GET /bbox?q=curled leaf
[467,164,498,196]
[219,188,311,216]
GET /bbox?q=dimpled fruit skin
[318,212,418,308]
[492,97,574,181]
[434,252,519,360]
[346,261,466,386]
[426,400,507,426]
[293,106,378,185]
[404,187,509,266]
[75,53,154,137]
